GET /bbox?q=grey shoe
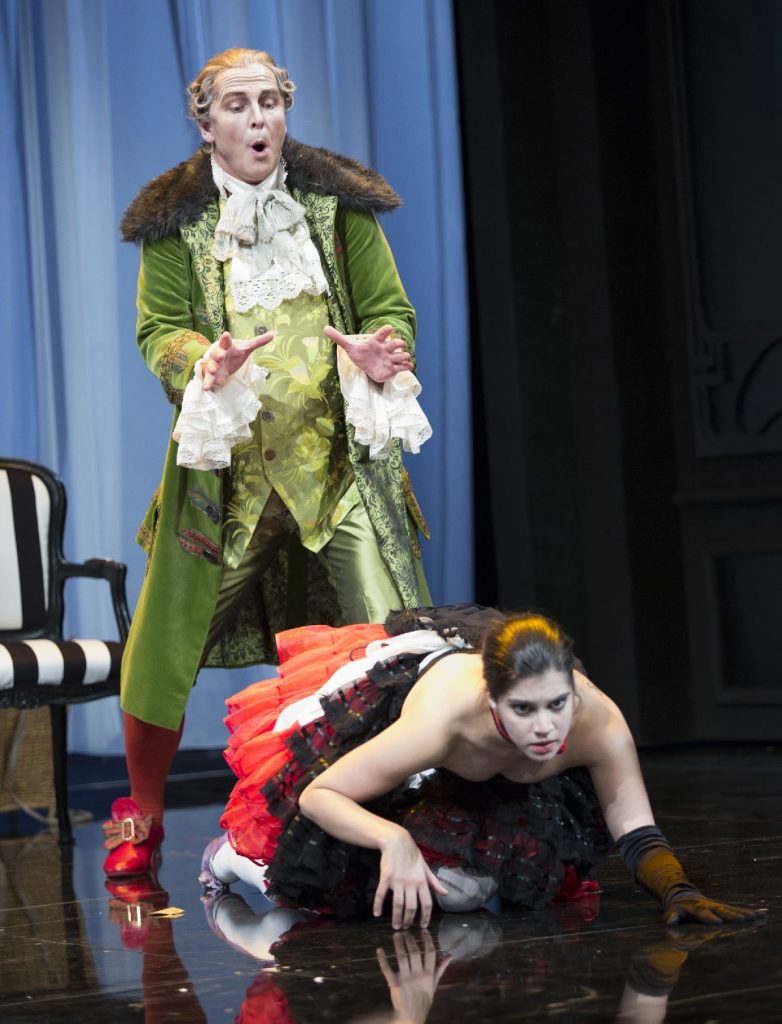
[199,834,232,900]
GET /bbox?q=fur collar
[120,138,402,244]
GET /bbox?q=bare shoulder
[400,651,484,724]
[570,670,636,767]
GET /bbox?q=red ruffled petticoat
[220,623,388,865]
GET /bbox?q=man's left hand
[325,325,414,383]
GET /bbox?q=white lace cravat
[211,158,328,312]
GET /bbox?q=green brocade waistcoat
[121,185,429,731]
[223,287,360,568]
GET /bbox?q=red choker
[490,706,514,743]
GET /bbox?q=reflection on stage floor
[1,746,780,1022]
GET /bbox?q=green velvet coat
[119,142,430,730]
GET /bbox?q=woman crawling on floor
[198,605,766,930]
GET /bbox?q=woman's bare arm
[300,660,474,841]
[586,691,765,924]
[586,712,656,841]
[299,706,451,827]
[299,700,455,928]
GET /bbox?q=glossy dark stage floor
[1,747,780,1023]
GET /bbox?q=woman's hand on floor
[663,891,768,926]
[374,830,448,929]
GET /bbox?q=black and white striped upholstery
[0,458,131,843]
[0,463,52,632]
[0,638,125,704]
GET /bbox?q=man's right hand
[198,330,274,391]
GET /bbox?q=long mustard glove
[616,826,766,925]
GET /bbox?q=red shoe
[103,797,164,878]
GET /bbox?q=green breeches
[204,491,430,658]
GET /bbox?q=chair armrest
[59,558,132,642]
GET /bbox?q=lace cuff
[336,338,432,460]
[173,358,269,471]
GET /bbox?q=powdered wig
[482,613,575,701]
[187,48,296,125]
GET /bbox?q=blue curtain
[1,0,472,754]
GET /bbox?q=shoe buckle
[125,903,143,926]
[121,817,136,842]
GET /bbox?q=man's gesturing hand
[324,325,413,383]
[198,330,274,391]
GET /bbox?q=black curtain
[454,0,687,740]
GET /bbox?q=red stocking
[124,712,184,825]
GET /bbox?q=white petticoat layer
[273,630,463,734]
[174,357,269,471]
[336,338,433,460]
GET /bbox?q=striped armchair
[0,458,130,844]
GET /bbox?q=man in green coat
[103,47,431,878]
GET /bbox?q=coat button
[261,409,274,422]
[264,448,276,461]
[255,323,267,335]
